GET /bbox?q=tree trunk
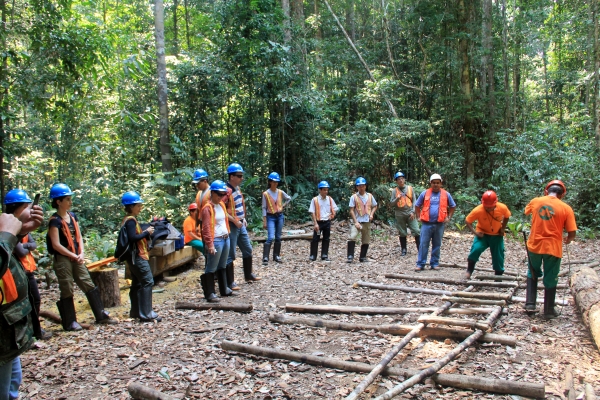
[89,267,121,307]
[183,0,191,50]
[154,0,173,173]
[457,0,475,182]
[570,267,600,350]
[282,0,291,43]
[501,0,510,127]
[172,0,179,56]
[592,0,600,149]
[0,0,7,209]
[481,0,495,124]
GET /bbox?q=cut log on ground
[570,267,600,349]
[220,340,544,398]
[175,301,253,313]
[441,297,506,306]
[284,303,505,315]
[39,310,92,330]
[563,365,575,400]
[558,261,600,277]
[269,313,517,346]
[251,233,313,243]
[438,262,518,276]
[384,273,567,290]
[127,381,175,400]
[585,383,596,400]
[417,315,491,332]
[185,324,226,334]
[474,274,525,281]
[89,267,121,307]
[452,291,513,301]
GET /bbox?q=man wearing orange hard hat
[464,190,511,279]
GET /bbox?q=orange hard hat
[544,180,566,196]
[188,203,198,211]
[481,190,498,207]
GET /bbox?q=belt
[215,234,229,239]
[317,220,330,223]
[267,212,283,216]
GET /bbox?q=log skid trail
[22,226,600,398]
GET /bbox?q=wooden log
[39,310,92,330]
[452,291,513,301]
[284,303,504,316]
[438,262,518,276]
[251,233,313,243]
[558,261,600,277]
[127,381,175,400]
[569,267,600,350]
[174,301,253,313]
[220,340,544,398]
[474,274,525,281]
[385,273,567,290]
[269,313,517,346]
[564,365,575,400]
[417,316,491,332]
[585,383,596,400]
[441,297,506,306]
[185,324,226,334]
[86,256,117,270]
[89,267,121,307]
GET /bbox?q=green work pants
[467,234,505,273]
[53,254,95,299]
[526,251,561,288]
[394,214,420,237]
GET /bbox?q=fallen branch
[440,296,506,306]
[220,340,544,398]
[284,303,503,315]
[438,262,518,276]
[563,365,575,400]
[127,382,174,400]
[185,324,226,334]
[385,273,567,290]
[417,315,491,332]
[39,310,92,330]
[175,301,253,313]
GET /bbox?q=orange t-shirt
[183,215,201,244]
[465,203,511,236]
[524,196,577,258]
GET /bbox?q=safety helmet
[121,191,144,205]
[544,179,567,196]
[192,169,209,184]
[4,189,32,205]
[318,181,330,189]
[481,190,498,207]
[49,183,74,199]
[355,177,367,186]
[210,180,228,193]
[188,203,198,211]
[394,172,405,180]
[227,163,244,174]
[429,174,443,182]
[268,172,281,182]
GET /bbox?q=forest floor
[19,222,600,399]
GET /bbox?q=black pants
[27,272,42,337]
[312,220,331,243]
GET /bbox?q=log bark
[128,381,175,400]
[39,310,92,330]
[221,340,544,398]
[558,261,600,277]
[284,303,502,315]
[269,313,517,346]
[174,301,253,312]
[385,273,566,290]
[251,233,313,243]
[438,263,519,276]
[417,316,491,332]
[474,274,525,281]
[569,267,600,349]
[452,291,512,301]
[89,267,121,307]
[564,365,575,400]
[441,297,506,306]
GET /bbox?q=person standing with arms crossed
[390,172,420,256]
[347,177,378,263]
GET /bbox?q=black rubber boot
[56,297,83,331]
[243,257,261,281]
[321,239,330,261]
[399,237,407,256]
[129,288,140,318]
[309,241,319,261]
[138,286,162,322]
[524,277,538,312]
[226,262,239,290]
[359,244,369,262]
[543,287,560,319]
[465,259,476,279]
[347,241,356,263]
[201,273,220,302]
[85,287,117,324]
[273,242,282,263]
[415,235,421,251]
[262,243,271,265]
[217,268,236,296]
[494,270,504,275]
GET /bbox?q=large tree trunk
[0,0,7,208]
[457,0,475,182]
[154,0,173,173]
[591,0,600,149]
[481,0,495,125]
[501,0,511,127]
[570,267,600,350]
[172,0,179,56]
[183,0,191,50]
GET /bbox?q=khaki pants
[53,254,95,298]
[349,222,372,244]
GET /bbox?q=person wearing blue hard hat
[47,183,117,330]
[192,169,210,222]
[261,172,292,265]
[223,163,261,289]
[120,191,161,322]
[347,177,378,263]
[390,172,420,256]
[308,181,338,261]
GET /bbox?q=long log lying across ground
[440,297,506,306]
[221,340,543,398]
[269,313,516,346]
[569,267,600,349]
[438,262,518,276]
[39,310,92,330]
[128,382,174,400]
[175,301,253,312]
[284,303,506,315]
[417,315,491,332]
[384,273,567,290]
[558,261,600,277]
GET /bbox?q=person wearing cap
[347,177,378,263]
[464,191,511,279]
[201,180,237,302]
[47,183,117,330]
[223,163,261,288]
[262,172,292,265]
[390,172,420,256]
[121,191,160,322]
[192,169,211,221]
[183,203,204,253]
[308,181,339,261]
[523,180,576,319]
[414,174,456,271]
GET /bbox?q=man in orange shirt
[183,203,204,253]
[464,191,511,279]
[524,180,576,319]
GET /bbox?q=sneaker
[430,265,439,270]
[414,266,424,272]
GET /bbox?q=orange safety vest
[313,196,334,220]
[395,186,413,208]
[353,193,373,217]
[0,269,17,305]
[195,189,211,220]
[420,188,448,223]
[264,190,283,214]
[202,202,231,234]
[19,235,37,273]
[50,212,83,255]
[121,216,149,260]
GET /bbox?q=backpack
[114,224,136,264]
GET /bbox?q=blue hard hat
[4,189,33,205]
[210,180,228,193]
[121,191,144,205]
[227,163,244,174]
[192,169,209,184]
[355,177,367,186]
[268,172,281,182]
[394,172,405,180]
[49,183,74,199]
[318,181,330,189]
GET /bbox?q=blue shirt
[415,189,456,222]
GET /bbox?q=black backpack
[114,224,136,264]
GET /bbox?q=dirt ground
[19,223,600,399]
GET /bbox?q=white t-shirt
[213,204,229,237]
[349,192,377,223]
[308,195,339,221]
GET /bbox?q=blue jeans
[416,222,446,268]
[0,357,22,400]
[266,213,284,245]
[227,224,253,264]
[206,238,230,273]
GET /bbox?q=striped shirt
[226,183,246,220]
